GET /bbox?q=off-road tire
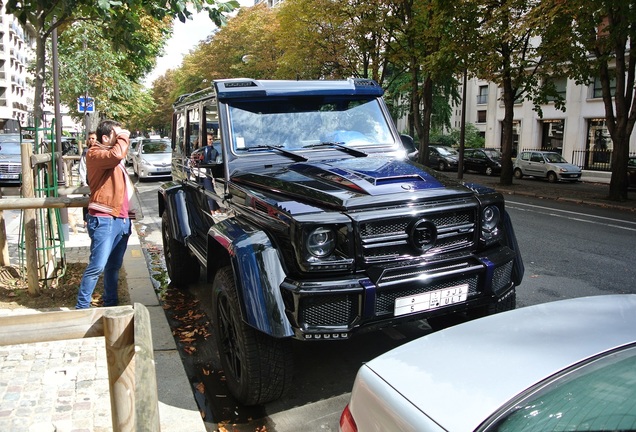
[513,168,523,179]
[547,171,558,183]
[212,266,293,406]
[161,212,200,285]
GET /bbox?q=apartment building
[451,76,636,171]
[0,5,35,132]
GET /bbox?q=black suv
[159,79,524,405]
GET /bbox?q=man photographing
[75,120,134,309]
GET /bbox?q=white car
[514,151,582,183]
[132,139,172,180]
[340,294,636,432]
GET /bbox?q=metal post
[52,27,69,241]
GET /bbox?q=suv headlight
[481,205,502,244]
[307,226,336,257]
[295,222,354,272]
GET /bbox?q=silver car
[514,151,581,183]
[340,294,636,432]
[132,139,172,180]
[125,138,141,166]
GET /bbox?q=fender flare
[208,218,293,338]
[158,182,191,242]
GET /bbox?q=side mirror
[400,134,418,160]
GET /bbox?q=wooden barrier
[0,304,161,432]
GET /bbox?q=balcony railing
[476,95,488,104]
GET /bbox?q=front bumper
[281,246,517,340]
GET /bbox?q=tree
[54,19,169,126]
[459,0,548,186]
[7,0,238,126]
[531,0,636,200]
[385,0,457,167]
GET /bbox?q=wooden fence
[0,303,161,432]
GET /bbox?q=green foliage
[431,123,485,149]
[6,0,237,125]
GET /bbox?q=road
[131,175,636,432]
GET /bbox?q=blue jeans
[76,215,131,309]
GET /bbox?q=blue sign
[78,96,94,113]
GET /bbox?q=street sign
[78,96,94,113]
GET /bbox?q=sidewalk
[0,206,206,432]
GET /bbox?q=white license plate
[0,174,18,179]
[394,284,469,316]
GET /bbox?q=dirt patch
[0,262,130,311]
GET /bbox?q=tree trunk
[500,77,515,186]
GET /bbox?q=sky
[143,2,254,87]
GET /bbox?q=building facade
[0,5,35,132]
[451,76,636,171]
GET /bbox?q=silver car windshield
[227,97,393,153]
[544,153,568,164]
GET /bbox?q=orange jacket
[86,131,131,217]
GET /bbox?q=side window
[188,108,200,153]
[520,152,530,161]
[174,112,185,155]
[531,153,543,163]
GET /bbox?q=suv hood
[233,157,477,211]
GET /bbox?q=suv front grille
[300,293,357,327]
[0,163,20,174]
[359,207,476,263]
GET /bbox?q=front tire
[438,161,446,171]
[486,166,494,176]
[547,171,558,183]
[161,211,200,285]
[212,266,293,405]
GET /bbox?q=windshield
[437,147,458,156]
[544,153,568,164]
[0,142,21,155]
[484,149,502,159]
[141,140,170,154]
[228,96,393,153]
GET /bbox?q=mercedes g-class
[158,78,524,406]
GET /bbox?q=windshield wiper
[305,142,368,157]
[246,145,308,162]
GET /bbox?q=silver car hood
[362,294,636,431]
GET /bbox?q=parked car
[132,139,172,180]
[0,139,23,185]
[514,150,582,183]
[340,294,636,432]
[428,145,459,171]
[628,156,636,189]
[463,148,502,175]
[125,138,141,166]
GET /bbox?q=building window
[545,78,567,102]
[582,118,613,170]
[477,85,488,104]
[500,120,521,157]
[592,75,616,98]
[541,119,564,152]
[477,110,487,123]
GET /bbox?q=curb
[124,228,206,432]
